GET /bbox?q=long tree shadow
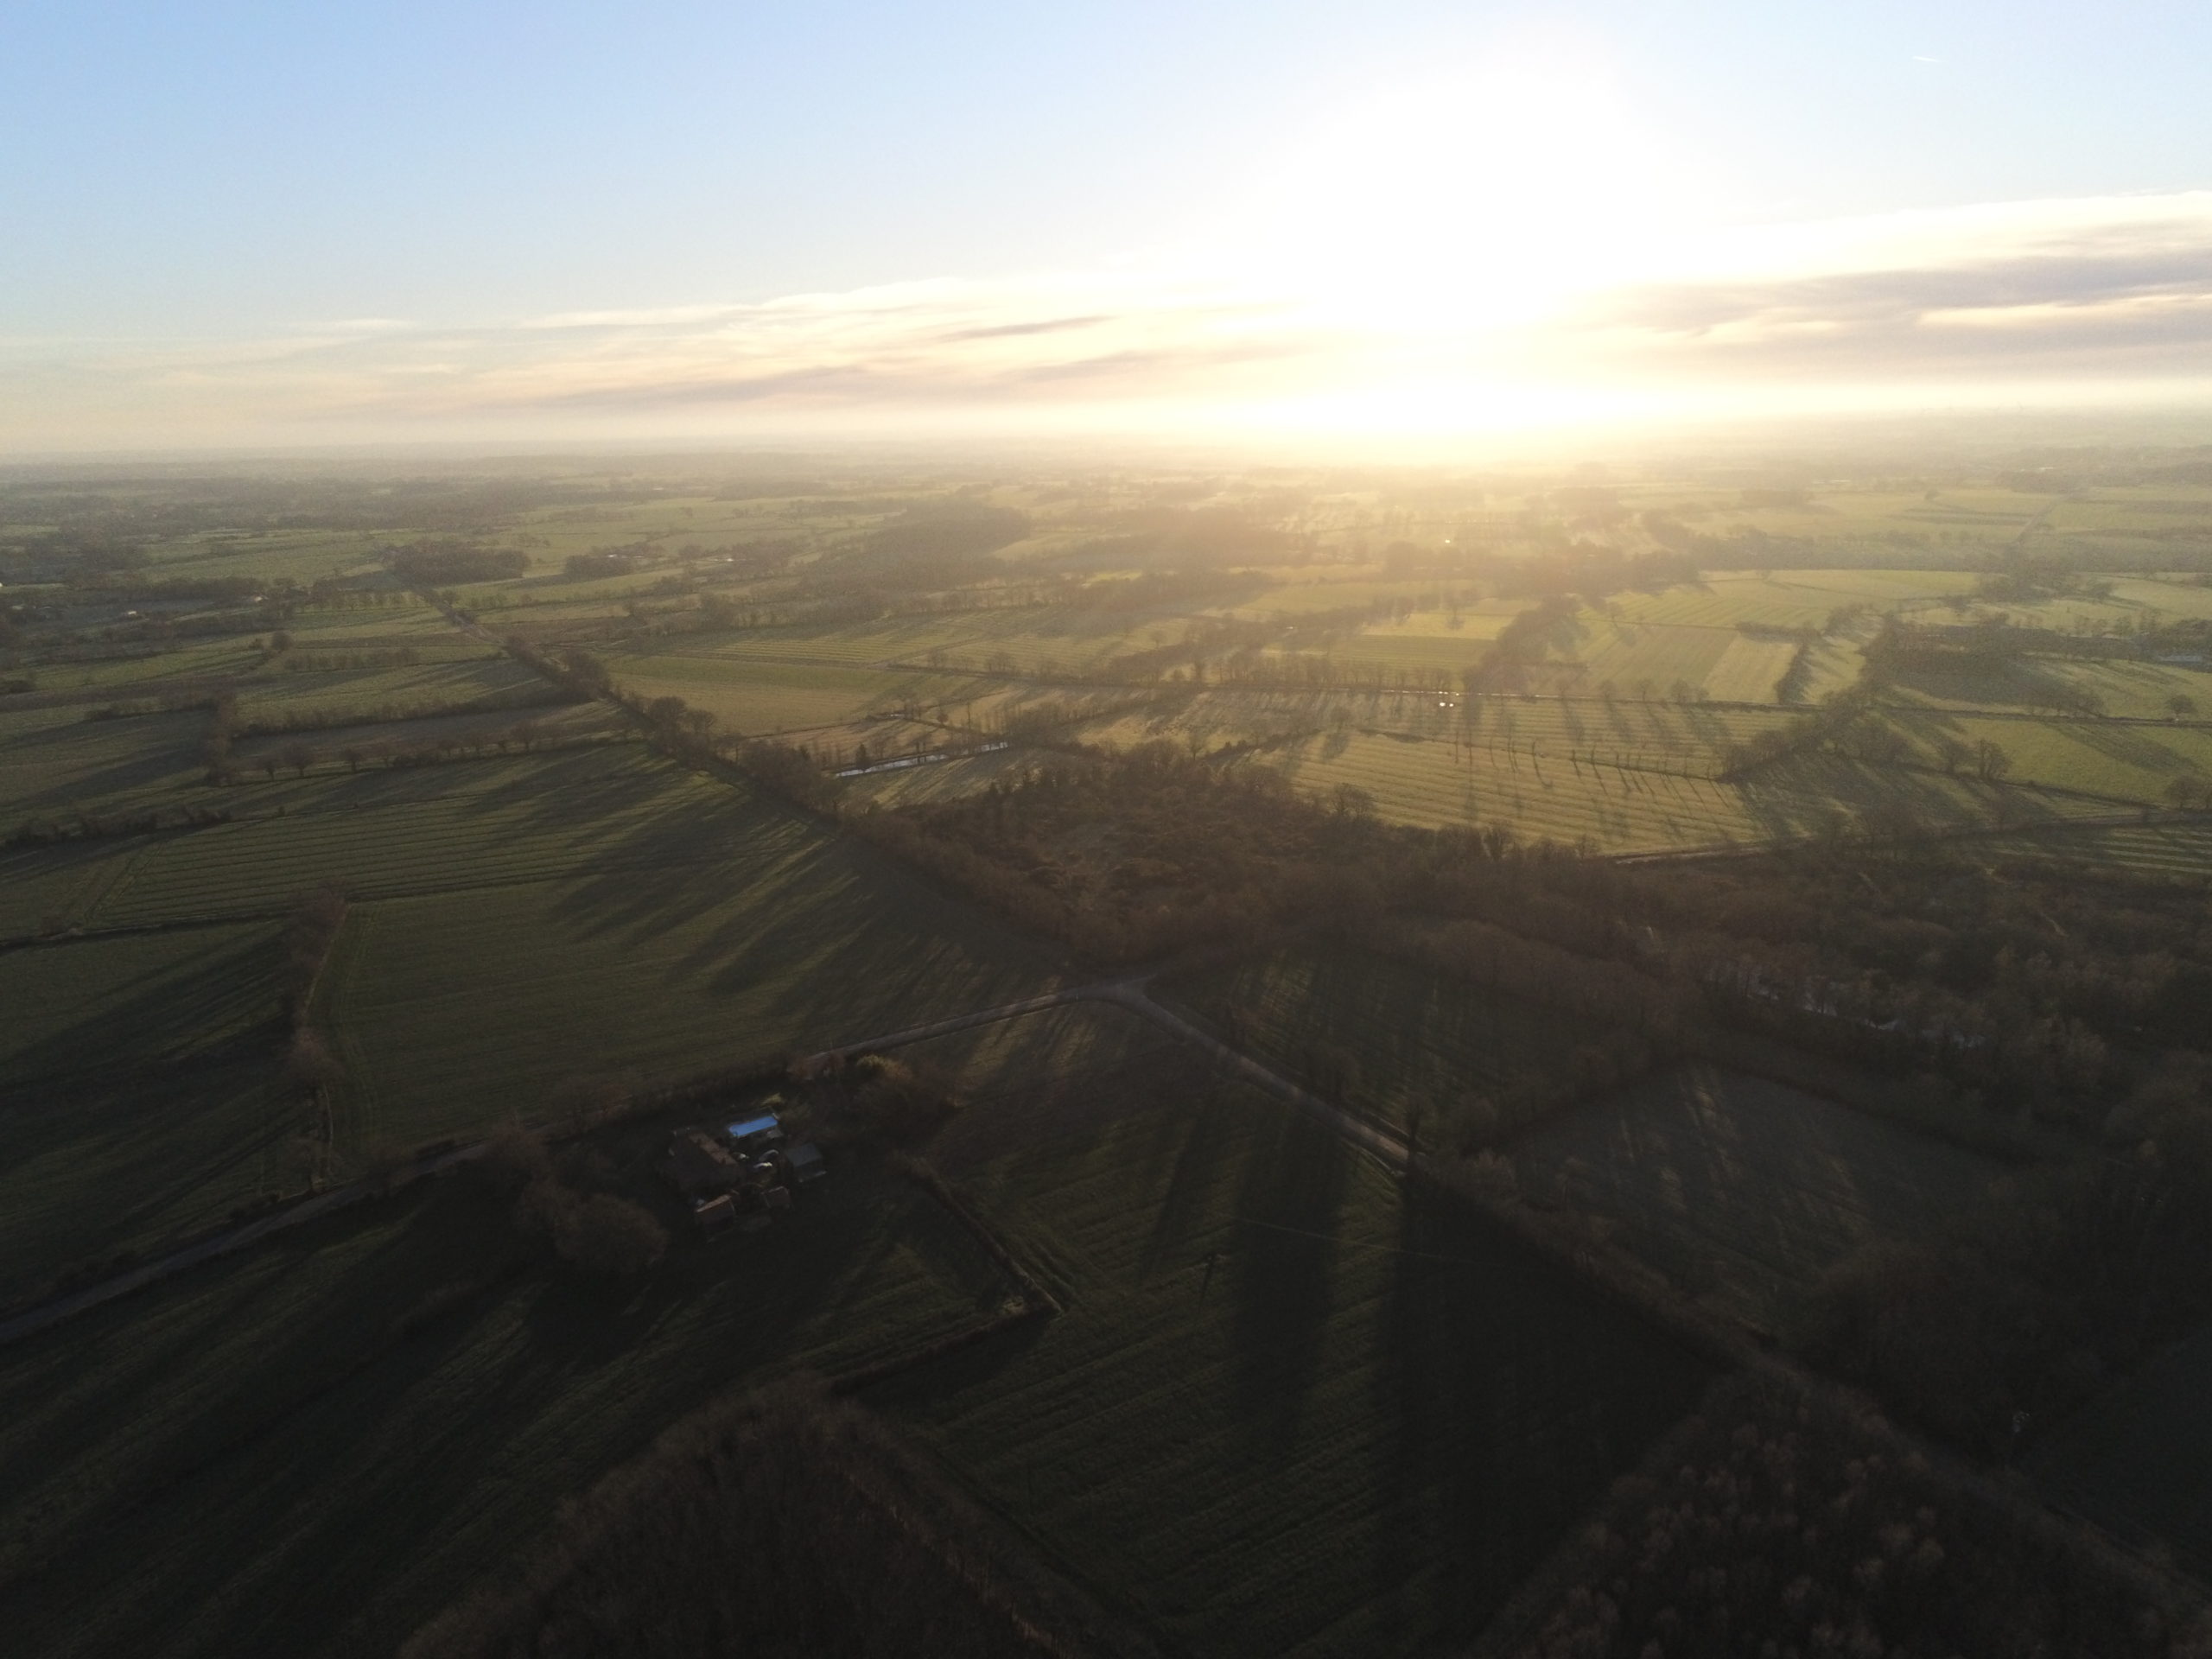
[1370,1183,1714,1648]
[1227,1103,1351,1451]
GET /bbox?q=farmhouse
[661,1128,742,1198]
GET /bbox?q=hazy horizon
[9,2,2212,451]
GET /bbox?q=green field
[1160,945,1615,1128]
[1505,1066,2001,1330]
[1885,709,2212,802]
[0,705,206,823]
[2026,1319,2212,1580]
[607,650,986,733]
[0,747,1061,1285]
[0,1145,1014,1657]
[0,924,291,1301]
[865,1008,1714,1658]
[315,767,1058,1157]
[50,748,712,928]
[1978,817,2212,880]
[1224,728,2108,851]
[0,922,279,1084]
[1884,653,2212,721]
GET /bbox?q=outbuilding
[725,1111,786,1154]
[662,1128,742,1197]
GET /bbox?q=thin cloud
[10,192,2212,448]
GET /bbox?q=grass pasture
[0,1147,1015,1659]
[1217,726,2108,852]
[315,768,1059,1158]
[79,748,715,927]
[865,1013,1713,1658]
[231,657,543,721]
[0,705,206,823]
[1505,1066,2001,1330]
[1885,709,2212,802]
[0,924,292,1301]
[1884,652,2212,722]
[607,650,985,734]
[1978,817,2212,882]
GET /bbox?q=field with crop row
[1979,818,2212,881]
[72,749,722,927]
[1506,1066,2001,1331]
[609,652,986,732]
[0,921,278,1085]
[1885,710,2212,801]
[1222,730,2106,852]
[869,1015,1713,1659]
[321,798,1058,1156]
[0,1143,1012,1656]
[1884,655,2212,721]
[1073,687,1795,759]
[0,706,206,823]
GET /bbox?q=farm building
[785,1142,827,1184]
[661,1128,742,1198]
[726,1111,785,1154]
[691,1192,737,1234]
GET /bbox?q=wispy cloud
[10,192,2212,448]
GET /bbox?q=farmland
[0,1141,1017,1658]
[7,454,2212,1656]
[321,804,1058,1159]
[868,1007,1714,1659]
[1503,1066,2002,1330]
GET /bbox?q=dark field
[2028,1319,2212,1582]
[1504,1065,2003,1330]
[867,1007,1715,1659]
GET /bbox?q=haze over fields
[10,7,2212,1659]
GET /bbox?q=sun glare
[1236,52,1707,332]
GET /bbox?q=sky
[7,0,2212,453]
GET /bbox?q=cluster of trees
[1720,689,1940,779]
[1802,1056,2212,1455]
[5,802,233,850]
[1511,1376,2209,1659]
[236,718,610,781]
[478,1128,669,1276]
[861,734,2210,1143]
[387,543,530,587]
[232,683,577,738]
[276,647,423,672]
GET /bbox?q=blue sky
[7,1,2212,448]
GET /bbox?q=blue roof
[726,1113,783,1141]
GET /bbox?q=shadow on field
[1367,1185,1713,1649]
[0,930,283,1084]
[1229,1104,1351,1450]
[0,710,204,817]
[0,1154,942,1658]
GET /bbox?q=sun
[1230,52,1710,334]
